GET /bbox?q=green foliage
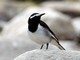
[31,0,46,3]
[14,0,46,3]
[16,0,26,1]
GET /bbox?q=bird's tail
[51,40,65,50]
[57,43,65,50]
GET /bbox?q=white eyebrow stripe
[30,14,40,19]
[30,15,35,19]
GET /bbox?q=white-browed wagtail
[27,13,65,50]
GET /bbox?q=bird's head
[28,13,45,24]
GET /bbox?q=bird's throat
[28,24,38,33]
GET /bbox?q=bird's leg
[40,45,44,49]
[46,43,49,49]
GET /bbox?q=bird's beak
[39,13,45,16]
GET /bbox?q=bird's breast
[28,24,51,44]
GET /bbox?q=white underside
[28,24,52,44]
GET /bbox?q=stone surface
[41,2,80,18]
[72,17,80,36]
[72,17,80,44]
[14,49,80,60]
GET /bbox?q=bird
[27,13,65,50]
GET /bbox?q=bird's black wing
[40,21,59,41]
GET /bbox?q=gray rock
[41,2,80,18]
[14,49,80,60]
[72,17,80,44]
[72,17,80,36]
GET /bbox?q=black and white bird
[27,13,65,50]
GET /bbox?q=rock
[72,17,80,44]
[0,1,26,27]
[72,17,80,36]
[46,16,76,40]
[14,49,80,60]
[41,2,80,18]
